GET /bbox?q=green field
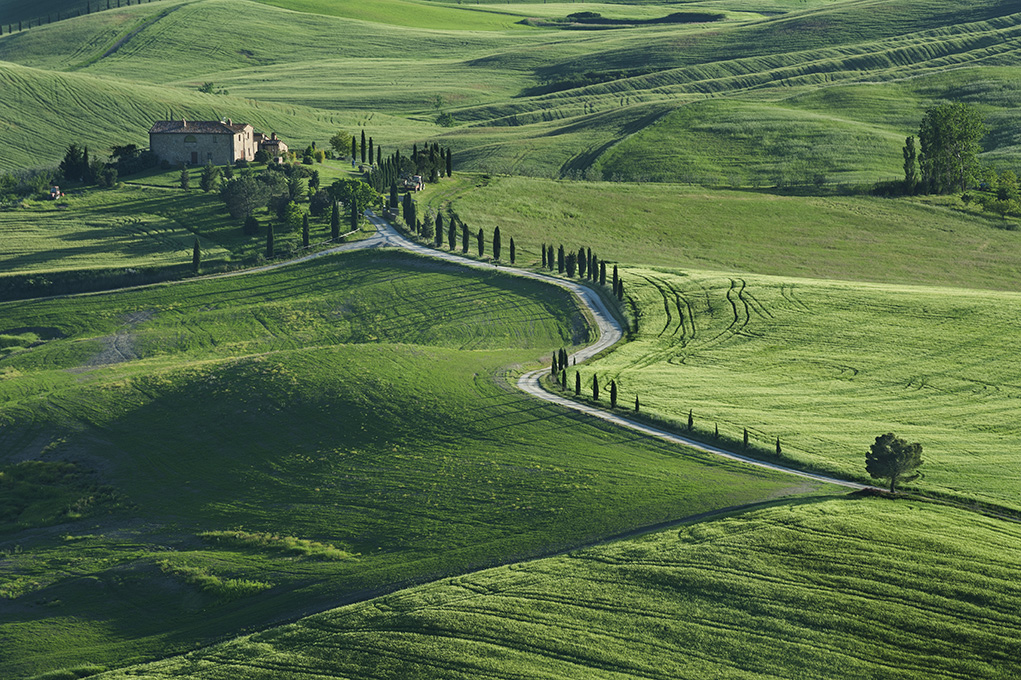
[581,267,1021,509]
[428,175,1021,291]
[0,250,825,677]
[93,497,1021,679]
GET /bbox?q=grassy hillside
[0,250,825,677]
[93,497,1021,679]
[582,267,1021,508]
[430,175,1021,291]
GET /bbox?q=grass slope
[431,175,1021,291]
[0,251,824,678]
[584,267,1021,508]
[93,497,1021,680]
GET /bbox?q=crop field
[92,496,1021,679]
[0,250,826,677]
[429,175,1021,291]
[580,267,1021,508]
[1,0,1019,176]
[0,184,234,275]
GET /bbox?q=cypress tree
[575,371,581,395]
[360,130,366,163]
[331,202,340,239]
[244,214,259,236]
[351,136,356,160]
[600,261,607,286]
[617,280,625,301]
[436,212,444,243]
[610,380,617,408]
[714,422,719,439]
[560,348,568,367]
[592,374,599,401]
[266,223,275,258]
[743,428,749,450]
[565,252,576,277]
[446,148,452,177]
[510,237,516,264]
[541,243,547,268]
[351,197,360,230]
[547,245,554,271]
[477,228,485,257]
[302,213,310,247]
[551,353,558,377]
[368,137,374,164]
[557,245,565,273]
[577,248,586,278]
[561,370,567,389]
[448,218,456,250]
[687,409,693,431]
[377,146,382,166]
[390,183,398,208]
[776,438,782,457]
[634,394,640,412]
[612,264,619,292]
[179,166,190,190]
[493,226,501,261]
[587,248,593,278]
[462,222,469,253]
[402,192,412,223]
[192,239,201,273]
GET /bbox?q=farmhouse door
[191,151,198,165]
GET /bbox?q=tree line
[2,0,167,35]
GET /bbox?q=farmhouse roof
[149,119,252,135]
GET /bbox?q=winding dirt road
[360,211,870,491]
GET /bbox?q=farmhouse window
[184,135,197,144]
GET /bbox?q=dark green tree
[477,227,485,257]
[714,422,719,439]
[565,252,576,277]
[266,222,274,258]
[351,136,356,161]
[687,409,693,431]
[179,166,190,190]
[561,370,567,389]
[866,432,923,492]
[368,137,373,165]
[776,437,782,457]
[199,162,219,192]
[577,248,587,278]
[192,238,201,273]
[377,146,382,166]
[436,212,445,244]
[493,226,501,260]
[243,214,259,236]
[302,213,310,247]
[902,136,918,194]
[350,196,361,230]
[542,243,547,268]
[509,237,516,264]
[592,374,599,401]
[446,148,452,177]
[743,428,749,450]
[609,380,617,408]
[547,245,554,271]
[600,261,606,286]
[448,217,456,250]
[634,394,640,412]
[390,183,398,208]
[309,169,320,193]
[918,102,986,194]
[360,130,366,164]
[617,280,625,301]
[575,371,581,395]
[331,201,340,239]
[462,222,469,253]
[612,264,619,292]
[557,245,565,273]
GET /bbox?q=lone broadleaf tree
[918,102,985,194]
[866,432,923,492]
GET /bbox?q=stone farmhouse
[148,119,287,166]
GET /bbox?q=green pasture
[582,267,1021,508]
[94,497,1021,679]
[430,175,1021,291]
[251,0,528,30]
[0,251,824,677]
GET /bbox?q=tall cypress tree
[448,218,456,250]
[687,409,693,431]
[266,223,275,258]
[192,239,201,273]
[436,213,445,245]
[360,130,366,163]
[557,245,565,273]
[351,136,356,160]
[776,438,782,457]
[350,197,359,230]
[592,374,599,400]
[331,202,340,239]
[377,146,382,166]
[541,243,547,268]
[302,213,310,247]
[462,222,469,253]
[743,428,749,450]
[612,264,619,292]
[577,248,586,278]
[389,183,398,208]
[477,228,485,257]
[493,226,501,260]
[600,261,607,286]
[575,371,581,395]
[446,149,452,177]
[509,237,516,264]
[617,280,625,301]
[368,137,374,165]
[634,394,640,412]
[547,245,554,271]
[610,380,617,408]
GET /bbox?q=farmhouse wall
[148,120,256,166]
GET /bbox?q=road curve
[362,211,871,491]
